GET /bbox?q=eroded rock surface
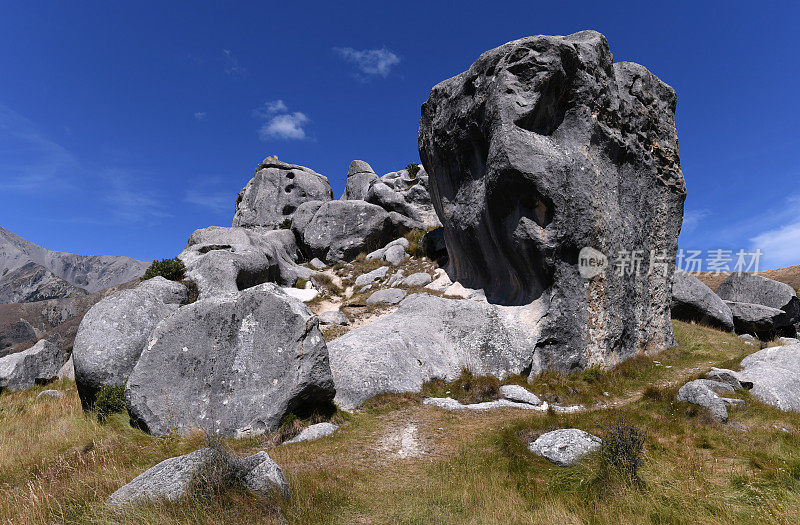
[419,30,686,373]
[671,271,734,331]
[0,339,67,392]
[528,429,601,467]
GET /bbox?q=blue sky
[1,1,798,270]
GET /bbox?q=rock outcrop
[717,273,800,327]
[738,343,800,412]
[328,293,546,410]
[291,200,398,264]
[364,166,441,229]
[341,160,380,201]
[178,226,309,299]
[125,284,334,437]
[0,226,148,303]
[671,271,734,331]
[231,156,333,229]
[724,301,793,340]
[72,277,188,409]
[418,30,686,373]
[0,339,67,392]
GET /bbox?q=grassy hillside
[2,321,800,524]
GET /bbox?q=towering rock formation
[419,30,686,373]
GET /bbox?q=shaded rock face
[178,226,308,299]
[419,30,686,373]
[0,339,67,392]
[0,262,88,304]
[291,200,397,264]
[328,293,546,410]
[72,277,188,409]
[724,301,794,340]
[232,156,334,229]
[0,319,37,350]
[125,284,335,437]
[671,271,734,331]
[717,273,800,326]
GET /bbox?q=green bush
[94,384,126,422]
[405,163,421,178]
[404,230,426,258]
[141,257,186,282]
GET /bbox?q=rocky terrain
[0,226,148,303]
[1,30,800,524]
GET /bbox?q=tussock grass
[3,321,800,523]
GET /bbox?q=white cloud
[104,170,170,223]
[222,49,246,78]
[258,112,310,140]
[252,100,288,119]
[334,47,400,78]
[751,221,800,269]
[194,112,207,121]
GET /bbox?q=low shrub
[405,163,421,178]
[404,229,426,258]
[599,417,647,484]
[94,384,126,423]
[141,258,186,282]
[421,369,501,404]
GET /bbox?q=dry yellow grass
[2,321,800,523]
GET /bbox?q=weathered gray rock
[384,245,407,266]
[125,284,334,437]
[366,238,410,262]
[528,429,601,467]
[705,367,751,390]
[341,160,380,201]
[779,337,800,346]
[0,319,37,349]
[0,339,67,392]
[37,389,62,399]
[419,31,685,373]
[402,272,433,288]
[671,271,734,331]
[423,396,548,411]
[72,277,187,409]
[0,226,148,299]
[309,258,327,270]
[500,384,542,405]
[57,355,74,380]
[107,448,288,505]
[725,301,793,340]
[676,379,730,422]
[328,293,546,410]
[739,334,756,341]
[354,266,389,287]
[232,157,333,228]
[738,343,800,412]
[365,167,442,230]
[283,422,339,444]
[318,310,349,326]
[717,273,800,325]
[179,226,308,299]
[292,200,398,264]
[365,288,407,305]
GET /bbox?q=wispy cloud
[334,47,400,79]
[253,100,310,141]
[184,189,232,215]
[222,49,246,78]
[750,193,800,269]
[193,112,207,121]
[104,170,171,224]
[680,208,710,236]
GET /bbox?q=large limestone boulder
[328,293,545,410]
[291,200,397,264]
[125,284,334,437]
[717,273,800,325]
[0,339,67,392]
[72,277,187,409]
[724,301,794,340]
[738,343,800,412]
[365,166,442,229]
[419,30,686,372]
[528,429,601,467]
[178,226,309,299]
[341,160,379,201]
[232,156,333,229]
[671,271,734,331]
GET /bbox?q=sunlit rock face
[419,30,686,373]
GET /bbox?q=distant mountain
[0,226,148,304]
